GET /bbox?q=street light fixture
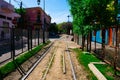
[37,0,40,5]
[67,15,70,22]
[37,0,45,43]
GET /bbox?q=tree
[48,23,58,34]
[68,0,116,53]
[68,0,97,51]
[57,22,72,34]
[15,8,27,29]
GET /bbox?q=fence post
[21,29,23,53]
[38,29,40,45]
[11,28,15,60]
[30,28,32,50]
[27,28,30,51]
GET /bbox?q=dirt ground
[27,35,88,80]
[4,35,89,80]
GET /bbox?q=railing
[0,27,48,64]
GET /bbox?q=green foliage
[0,62,15,76]
[95,64,114,80]
[57,22,72,33]
[15,8,26,14]
[83,25,93,36]
[95,64,120,79]
[48,23,58,34]
[68,0,116,35]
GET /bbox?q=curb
[88,62,107,80]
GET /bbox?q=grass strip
[73,48,100,80]
[0,41,50,78]
[95,64,120,80]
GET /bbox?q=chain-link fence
[0,27,48,64]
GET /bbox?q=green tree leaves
[68,0,116,35]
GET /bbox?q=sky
[5,0,72,23]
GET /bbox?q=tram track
[3,35,89,80]
[21,42,54,80]
[22,35,77,80]
[41,47,56,80]
[63,35,77,80]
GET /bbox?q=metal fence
[0,27,48,64]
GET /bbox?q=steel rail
[21,42,54,80]
[41,50,55,80]
[65,36,77,80]
[62,51,66,74]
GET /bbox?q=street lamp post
[37,0,45,43]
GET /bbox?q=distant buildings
[24,7,51,30]
[91,27,118,47]
[0,0,20,40]
[0,0,51,40]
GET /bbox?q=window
[3,21,9,33]
[0,15,6,19]
[7,17,12,20]
[3,21,9,27]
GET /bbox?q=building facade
[0,0,20,40]
[25,7,51,30]
[92,30,108,44]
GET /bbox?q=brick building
[25,7,51,30]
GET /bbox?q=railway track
[21,42,54,80]
[21,35,78,80]
[63,36,77,80]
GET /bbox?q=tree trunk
[77,34,79,45]
[82,35,85,51]
[89,32,92,52]
[95,31,96,53]
[102,29,106,60]
[114,27,118,75]
[87,35,89,52]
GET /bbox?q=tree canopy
[68,0,117,35]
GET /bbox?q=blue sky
[5,0,72,23]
